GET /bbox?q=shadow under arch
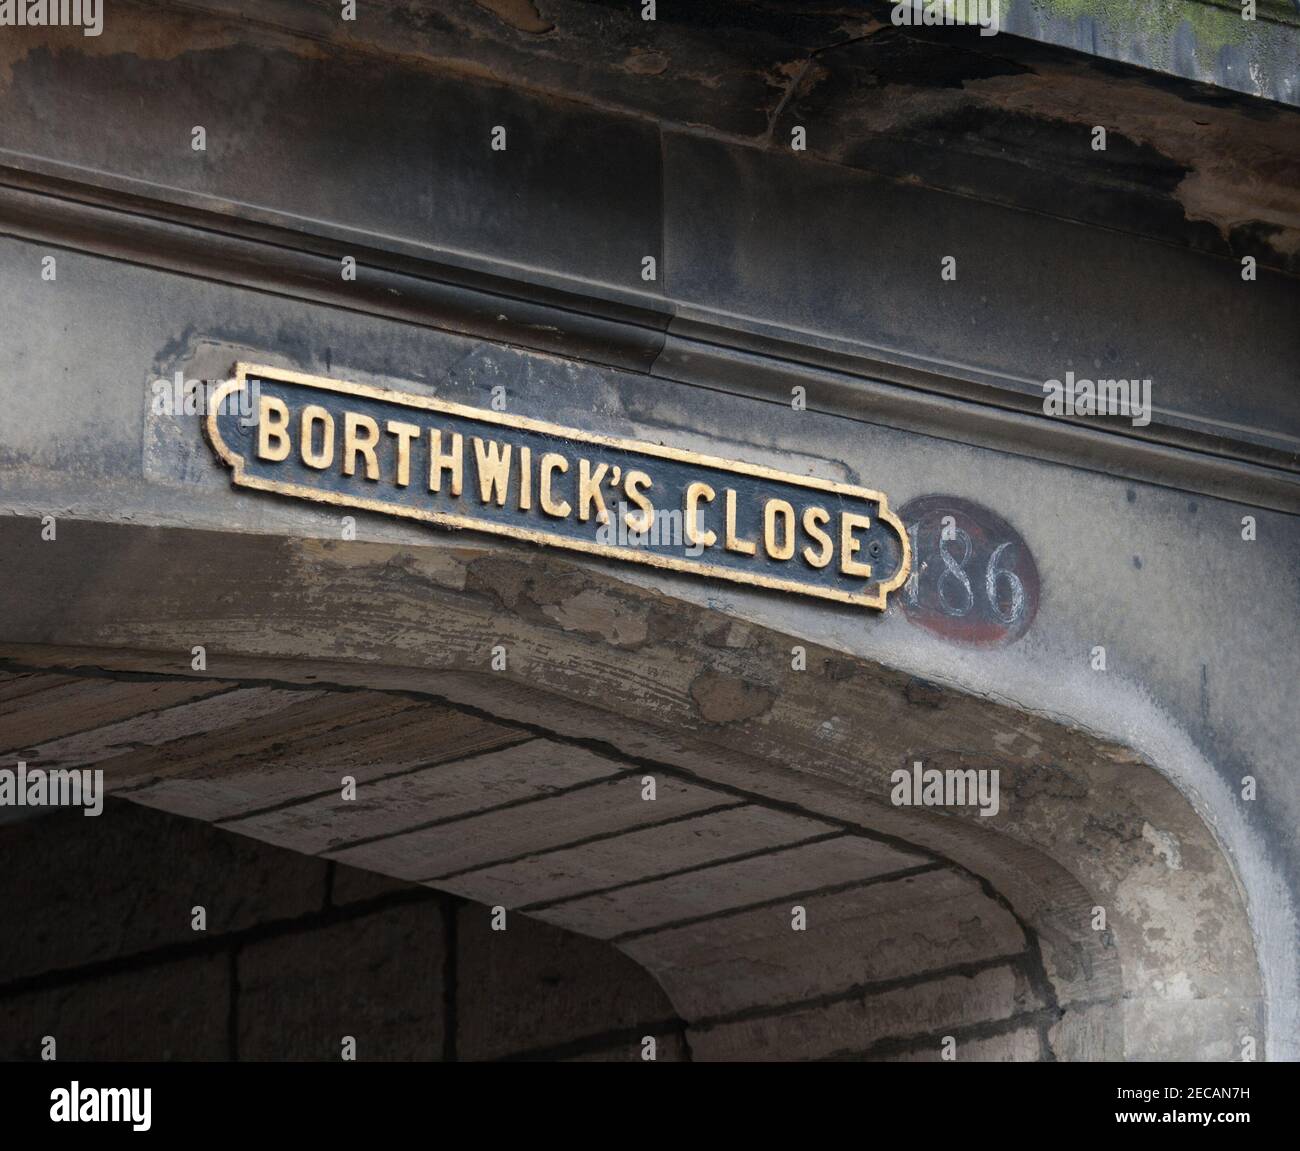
[0,520,1265,1060]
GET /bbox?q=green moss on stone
[1012,0,1253,71]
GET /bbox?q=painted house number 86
[904,521,1026,625]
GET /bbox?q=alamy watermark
[0,761,104,816]
[891,759,1000,817]
[891,0,1000,37]
[595,500,706,556]
[151,372,260,426]
[50,1083,151,1132]
[1042,371,1152,427]
[0,0,102,36]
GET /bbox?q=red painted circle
[898,496,1039,646]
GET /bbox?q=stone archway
[0,517,1264,1059]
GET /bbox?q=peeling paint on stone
[1142,821,1184,871]
[689,670,777,724]
[473,0,555,35]
[541,589,650,646]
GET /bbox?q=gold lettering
[684,482,716,548]
[763,498,796,560]
[386,420,421,488]
[578,458,610,524]
[300,404,334,470]
[840,511,873,578]
[518,446,533,511]
[540,452,571,517]
[257,396,291,462]
[725,489,756,555]
[474,437,513,506]
[344,413,380,480]
[428,430,464,496]
[624,470,654,534]
[801,506,833,568]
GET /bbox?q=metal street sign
[206,364,911,610]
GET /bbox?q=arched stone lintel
[0,519,1265,1060]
